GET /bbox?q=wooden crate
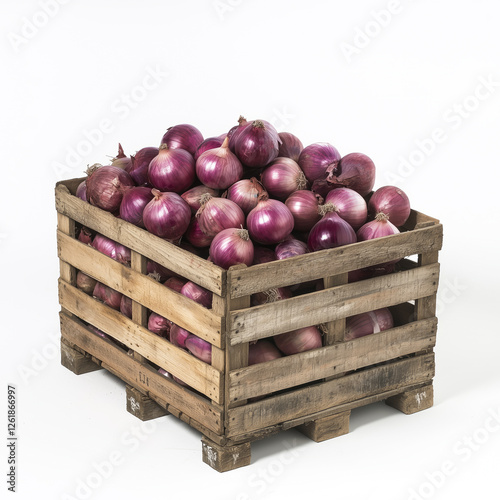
[55,177,443,472]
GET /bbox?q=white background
[1,0,499,499]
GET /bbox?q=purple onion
[307,210,357,252]
[195,136,224,160]
[111,143,133,172]
[278,132,304,163]
[76,180,88,201]
[252,246,277,265]
[93,282,122,310]
[209,228,254,270]
[224,177,267,215]
[161,124,204,157]
[274,326,322,355]
[234,120,280,168]
[170,324,190,349]
[326,152,376,196]
[298,143,341,183]
[120,295,132,318]
[148,312,171,338]
[119,186,154,228]
[164,276,187,292]
[251,286,292,306]
[247,197,294,245]
[181,185,219,213]
[345,308,394,340]
[76,271,96,295]
[368,185,411,227]
[285,190,323,232]
[325,187,368,230]
[185,217,213,248]
[196,194,245,238]
[227,116,249,151]
[248,340,282,365]
[129,147,159,185]
[180,281,212,308]
[92,234,131,265]
[260,157,308,200]
[275,236,308,260]
[185,335,212,364]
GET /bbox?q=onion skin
[148,312,171,338]
[275,236,308,260]
[248,340,282,365]
[251,287,292,306]
[92,234,131,265]
[161,123,204,157]
[209,228,254,270]
[247,198,294,245]
[285,190,323,232]
[180,281,212,308]
[93,282,122,310]
[224,177,267,215]
[252,246,277,265]
[325,187,368,230]
[274,326,322,355]
[78,226,93,245]
[368,185,411,227]
[185,217,213,248]
[298,142,341,183]
[76,180,88,201]
[234,120,280,168]
[143,189,191,240]
[170,324,190,349]
[119,186,154,228]
[129,147,159,185]
[111,143,133,172]
[76,271,96,295]
[195,136,224,161]
[260,157,308,200]
[357,212,400,241]
[164,276,187,292]
[185,335,212,364]
[120,295,132,318]
[345,308,394,340]
[278,132,304,162]
[326,152,376,196]
[196,195,245,238]
[227,115,249,152]
[307,211,357,252]
[181,185,219,213]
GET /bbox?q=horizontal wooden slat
[55,181,225,295]
[230,263,440,344]
[60,312,223,434]
[57,230,223,347]
[59,280,222,402]
[227,353,434,437]
[228,222,442,298]
[229,317,437,402]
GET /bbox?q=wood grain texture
[297,410,350,442]
[201,437,251,472]
[386,383,434,414]
[60,338,102,375]
[126,385,169,421]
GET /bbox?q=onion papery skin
[345,308,394,341]
[274,326,323,355]
[181,185,219,213]
[247,198,294,245]
[86,165,135,213]
[196,137,244,189]
[92,234,131,265]
[298,142,341,183]
[260,157,308,200]
[196,195,245,238]
[195,136,224,161]
[209,228,254,270]
[111,144,133,172]
[249,340,282,365]
[326,152,376,196]
[325,187,368,230]
[368,185,411,227]
[120,295,132,319]
[147,260,176,282]
[148,144,195,194]
[148,312,171,338]
[78,226,93,245]
[185,217,213,248]
[93,282,122,310]
[170,324,191,349]
[185,335,212,364]
[275,236,308,260]
[227,116,249,151]
[224,177,267,215]
[129,147,159,186]
[285,190,323,232]
[164,276,187,292]
[234,119,280,168]
[307,211,357,252]
[119,186,154,228]
[357,213,400,241]
[252,246,277,265]
[251,287,292,306]
[278,132,304,162]
[76,271,96,295]
[143,189,191,240]
[76,181,88,201]
[161,123,204,157]
[180,281,212,308]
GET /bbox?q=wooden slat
[228,222,443,298]
[55,182,225,295]
[322,273,348,345]
[57,230,223,347]
[229,317,437,402]
[230,263,440,344]
[227,353,435,437]
[57,212,77,285]
[131,250,148,364]
[415,251,440,321]
[60,312,223,434]
[59,280,223,402]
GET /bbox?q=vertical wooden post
[57,213,77,287]
[322,273,349,345]
[211,294,226,408]
[130,250,148,364]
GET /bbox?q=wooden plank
[415,251,440,321]
[230,263,440,344]
[126,385,169,421]
[131,250,148,364]
[55,182,225,295]
[226,353,434,437]
[228,222,443,298]
[57,212,77,286]
[201,437,251,472]
[386,383,434,414]
[60,312,223,434]
[322,273,348,345]
[229,317,437,402]
[59,280,222,402]
[296,410,350,442]
[60,338,102,375]
[57,230,223,347]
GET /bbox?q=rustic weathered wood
[55,182,225,295]
[126,385,169,421]
[297,410,350,442]
[57,230,223,347]
[230,263,440,344]
[386,383,434,414]
[61,338,102,375]
[201,437,251,472]
[322,273,349,345]
[415,251,440,321]
[57,212,77,286]
[130,250,148,364]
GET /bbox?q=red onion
[111,143,133,172]
[87,324,110,340]
[78,226,93,245]
[357,212,400,241]
[170,324,190,349]
[146,260,175,282]
[248,340,282,365]
[275,236,308,260]
[195,136,224,160]
[185,217,213,248]
[185,335,212,364]
[307,209,357,252]
[247,196,294,245]
[180,281,212,308]
[161,123,204,157]
[86,164,135,213]
[234,119,280,168]
[129,147,158,186]
[368,185,411,227]
[76,180,88,201]
[164,276,187,292]
[76,271,96,295]
[298,143,341,183]
[93,282,122,310]
[274,326,322,355]
[326,152,376,196]
[181,185,219,213]
[196,137,244,189]
[148,312,171,338]
[227,115,249,151]
[223,177,267,215]
[325,187,368,230]
[158,368,171,378]
[252,246,277,265]
[284,190,323,232]
[251,287,292,306]
[209,228,254,270]
[196,194,245,238]
[345,308,394,340]
[92,234,131,265]
[119,186,154,228]
[148,143,195,193]
[260,157,308,200]
[120,295,132,318]
[278,132,304,162]
[143,189,191,240]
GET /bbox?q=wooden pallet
[56,177,442,472]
